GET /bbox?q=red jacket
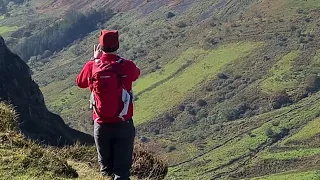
[76,53,140,123]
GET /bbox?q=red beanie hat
[99,30,119,52]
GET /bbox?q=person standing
[76,30,140,180]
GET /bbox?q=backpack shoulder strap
[116,56,124,64]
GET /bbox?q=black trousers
[94,119,135,180]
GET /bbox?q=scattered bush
[270,91,292,109]
[265,127,275,138]
[196,109,208,121]
[272,121,280,127]
[132,145,168,179]
[265,127,290,140]
[166,12,175,19]
[177,104,185,111]
[205,37,220,46]
[165,145,176,153]
[225,109,239,121]
[0,102,18,132]
[164,113,175,123]
[140,136,149,143]
[217,73,228,79]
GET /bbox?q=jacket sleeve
[76,61,93,88]
[124,60,140,82]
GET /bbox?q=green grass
[0,26,19,35]
[0,102,78,180]
[251,170,320,180]
[133,48,207,94]
[0,16,4,20]
[168,92,320,178]
[134,42,262,125]
[261,50,299,93]
[258,148,320,160]
[286,0,320,10]
[283,117,320,143]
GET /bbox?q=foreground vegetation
[0,102,168,179]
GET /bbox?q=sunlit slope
[134,42,262,124]
[168,91,320,179]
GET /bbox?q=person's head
[99,30,119,53]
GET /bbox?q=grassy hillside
[168,91,320,179]
[1,0,320,179]
[0,102,167,180]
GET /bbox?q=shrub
[265,127,275,138]
[132,145,168,179]
[0,102,18,132]
[272,121,280,127]
[164,113,175,123]
[140,136,149,143]
[205,37,220,46]
[188,109,197,115]
[166,12,175,19]
[196,109,208,121]
[177,104,185,111]
[225,109,239,121]
[270,91,292,109]
[165,145,176,153]
[196,99,207,107]
[217,73,228,79]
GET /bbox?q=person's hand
[93,44,102,59]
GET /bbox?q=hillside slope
[1,0,320,179]
[0,102,167,180]
[0,36,93,145]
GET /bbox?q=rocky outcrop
[0,36,93,146]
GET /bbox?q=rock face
[0,36,93,146]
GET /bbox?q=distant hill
[1,0,320,179]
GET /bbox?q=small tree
[265,127,275,138]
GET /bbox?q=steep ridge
[0,36,93,145]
